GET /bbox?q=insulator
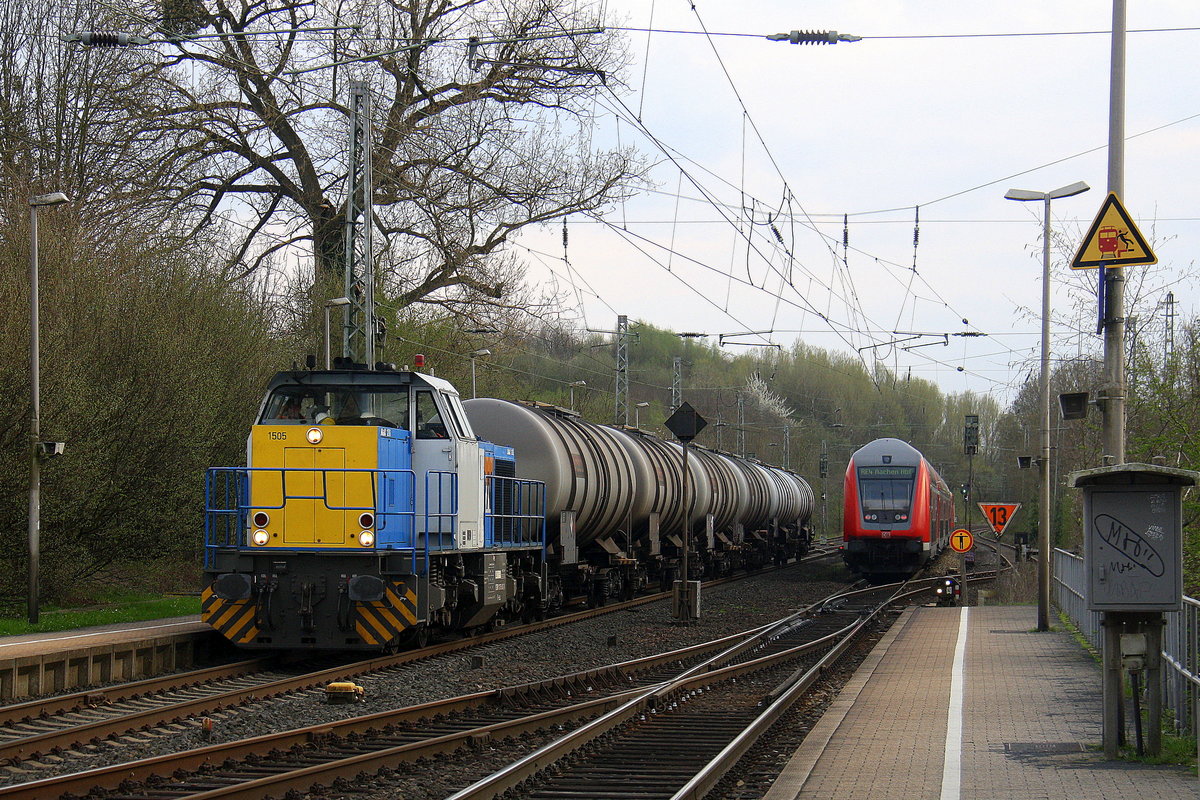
[75,31,149,46]
[785,30,837,45]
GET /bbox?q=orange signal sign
[949,528,974,553]
[1071,193,1157,269]
[978,503,1021,536]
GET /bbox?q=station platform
[764,605,1198,800]
[0,616,213,700]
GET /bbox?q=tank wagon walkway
[764,605,1198,800]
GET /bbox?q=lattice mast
[342,80,376,366]
[614,314,629,425]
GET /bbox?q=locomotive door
[412,388,484,550]
[280,446,349,544]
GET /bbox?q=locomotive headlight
[358,512,375,529]
[306,427,324,444]
[251,529,270,546]
[252,511,270,528]
[358,530,375,547]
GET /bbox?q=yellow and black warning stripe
[354,581,419,646]
[201,586,260,645]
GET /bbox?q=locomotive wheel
[397,623,429,650]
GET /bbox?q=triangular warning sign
[978,503,1020,536]
[1071,193,1157,269]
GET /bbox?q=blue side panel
[376,427,415,549]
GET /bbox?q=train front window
[858,466,916,516]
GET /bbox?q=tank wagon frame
[202,367,814,651]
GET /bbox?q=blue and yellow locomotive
[202,364,546,650]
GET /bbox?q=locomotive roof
[264,369,458,395]
[851,437,924,465]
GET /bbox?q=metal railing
[1054,547,1200,737]
[205,466,419,566]
[488,475,546,549]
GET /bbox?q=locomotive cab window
[261,387,409,429]
[414,390,449,439]
[857,465,916,517]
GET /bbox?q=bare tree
[101,0,646,312]
[0,0,191,248]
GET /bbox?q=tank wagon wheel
[603,569,622,601]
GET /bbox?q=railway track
[0,573,909,800]
[0,553,841,789]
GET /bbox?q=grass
[0,594,201,637]
[1118,731,1198,768]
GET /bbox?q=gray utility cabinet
[1069,463,1197,612]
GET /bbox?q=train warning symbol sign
[978,503,1021,536]
[949,528,974,553]
[1071,193,1157,269]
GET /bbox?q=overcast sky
[516,1,1200,405]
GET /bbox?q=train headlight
[358,512,375,529]
[251,529,270,546]
[358,530,375,547]
[306,427,324,444]
[252,511,270,528]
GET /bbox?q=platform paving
[764,604,1198,800]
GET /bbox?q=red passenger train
[842,438,954,579]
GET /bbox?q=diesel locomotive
[202,363,814,651]
[841,437,954,579]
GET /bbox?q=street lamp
[28,191,70,625]
[323,296,352,369]
[568,380,586,410]
[635,401,649,429]
[1005,180,1090,632]
[469,348,491,398]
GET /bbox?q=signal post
[665,402,706,624]
[949,528,973,605]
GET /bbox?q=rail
[1053,547,1200,739]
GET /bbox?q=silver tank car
[463,398,814,602]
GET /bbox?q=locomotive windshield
[857,465,916,514]
[260,386,409,428]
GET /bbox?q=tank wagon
[842,437,954,579]
[463,399,814,608]
[202,365,813,651]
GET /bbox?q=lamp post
[323,296,351,368]
[635,401,649,429]
[568,380,586,410]
[1004,180,1089,632]
[28,191,70,625]
[469,348,491,399]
